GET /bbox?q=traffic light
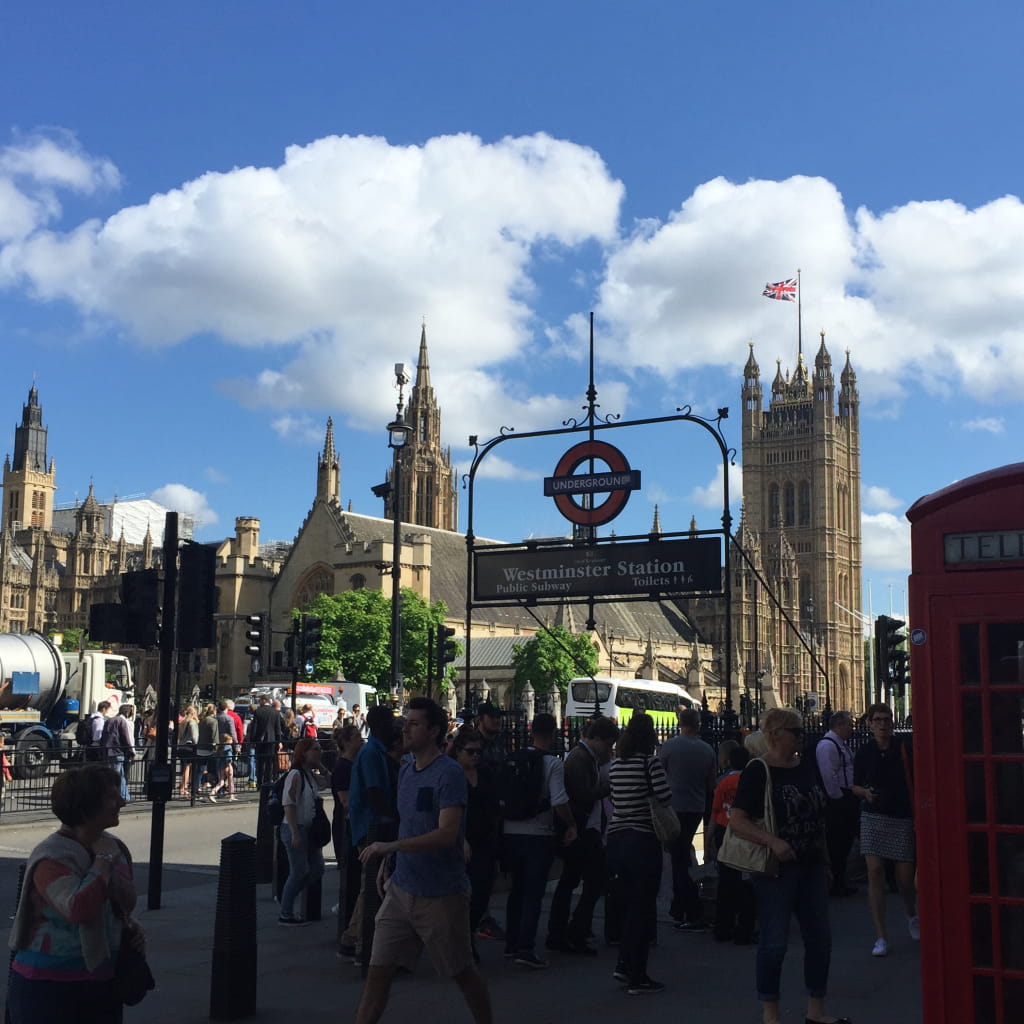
[243,614,265,658]
[874,615,906,691]
[178,542,219,651]
[121,569,161,648]
[301,615,323,668]
[436,624,457,670]
[89,602,126,645]
[891,649,909,695]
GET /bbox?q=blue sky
[2,1,1023,625]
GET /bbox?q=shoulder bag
[110,841,156,1005]
[644,756,681,848]
[717,757,780,877]
[303,770,332,847]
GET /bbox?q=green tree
[511,626,599,698]
[299,588,454,692]
[49,627,102,651]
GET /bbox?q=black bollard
[210,833,258,1021]
[255,783,275,884]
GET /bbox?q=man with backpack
[546,715,618,956]
[76,701,111,762]
[499,712,576,970]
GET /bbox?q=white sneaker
[908,915,920,941]
[872,938,889,957]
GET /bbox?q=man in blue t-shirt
[355,698,492,1024]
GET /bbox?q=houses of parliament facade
[0,326,864,713]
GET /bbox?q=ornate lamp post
[387,365,411,699]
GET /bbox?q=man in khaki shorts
[355,697,492,1024]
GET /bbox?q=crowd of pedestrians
[57,692,917,1023]
[335,699,916,1023]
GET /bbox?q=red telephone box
[907,463,1024,1023]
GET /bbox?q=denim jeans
[751,859,832,1002]
[606,829,662,985]
[280,822,326,918]
[503,833,554,957]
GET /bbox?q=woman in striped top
[607,712,673,995]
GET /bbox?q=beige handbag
[717,757,780,877]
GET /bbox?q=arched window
[295,567,333,609]
[784,482,795,527]
[769,484,780,526]
[798,481,811,526]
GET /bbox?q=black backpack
[75,716,94,748]
[496,748,552,820]
[267,768,310,826]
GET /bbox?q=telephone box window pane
[966,763,988,823]
[996,833,1024,898]
[963,694,984,753]
[972,903,993,966]
[961,623,981,685]
[990,692,1024,754]
[989,623,1024,685]
[1003,977,1024,1018]
[973,975,996,1024]
[968,832,990,894]
[994,763,1024,825]
[1000,904,1024,970]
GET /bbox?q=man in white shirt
[815,709,859,897]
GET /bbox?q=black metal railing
[0,739,343,815]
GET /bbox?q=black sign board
[473,537,722,602]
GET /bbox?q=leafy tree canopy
[298,588,456,693]
[511,625,599,697]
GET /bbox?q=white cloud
[150,484,218,526]
[593,175,1024,404]
[962,416,1004,434]
[204,466,228,484]
[686,462,744,510]
[0,131,623,432]
[861,512,910,572]
[863,485,903,512]
[0,130,118,244]
[270,415,323,444]
[468,455,543,482]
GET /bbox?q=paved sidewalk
[138,865,920,1023]
[0,799,922,1023]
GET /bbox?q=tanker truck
[0,631,134,779]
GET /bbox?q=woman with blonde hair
[729,707,844,1024]
[176,704,199,797]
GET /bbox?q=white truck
[0,631,134,778]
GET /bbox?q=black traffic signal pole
[148,510,177,911]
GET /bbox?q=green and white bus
[564,676,700,728]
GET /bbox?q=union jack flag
[762,278,798,301]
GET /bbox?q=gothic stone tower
[2,385,56,532]
[387,325,458,531]
[740,333,863,712]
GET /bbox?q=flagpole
[797,267,802,358]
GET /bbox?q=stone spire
[317,417,340,505]
[650,504,662,537]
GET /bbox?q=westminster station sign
[474,536,721,602]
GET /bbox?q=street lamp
[387,364,411,699]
